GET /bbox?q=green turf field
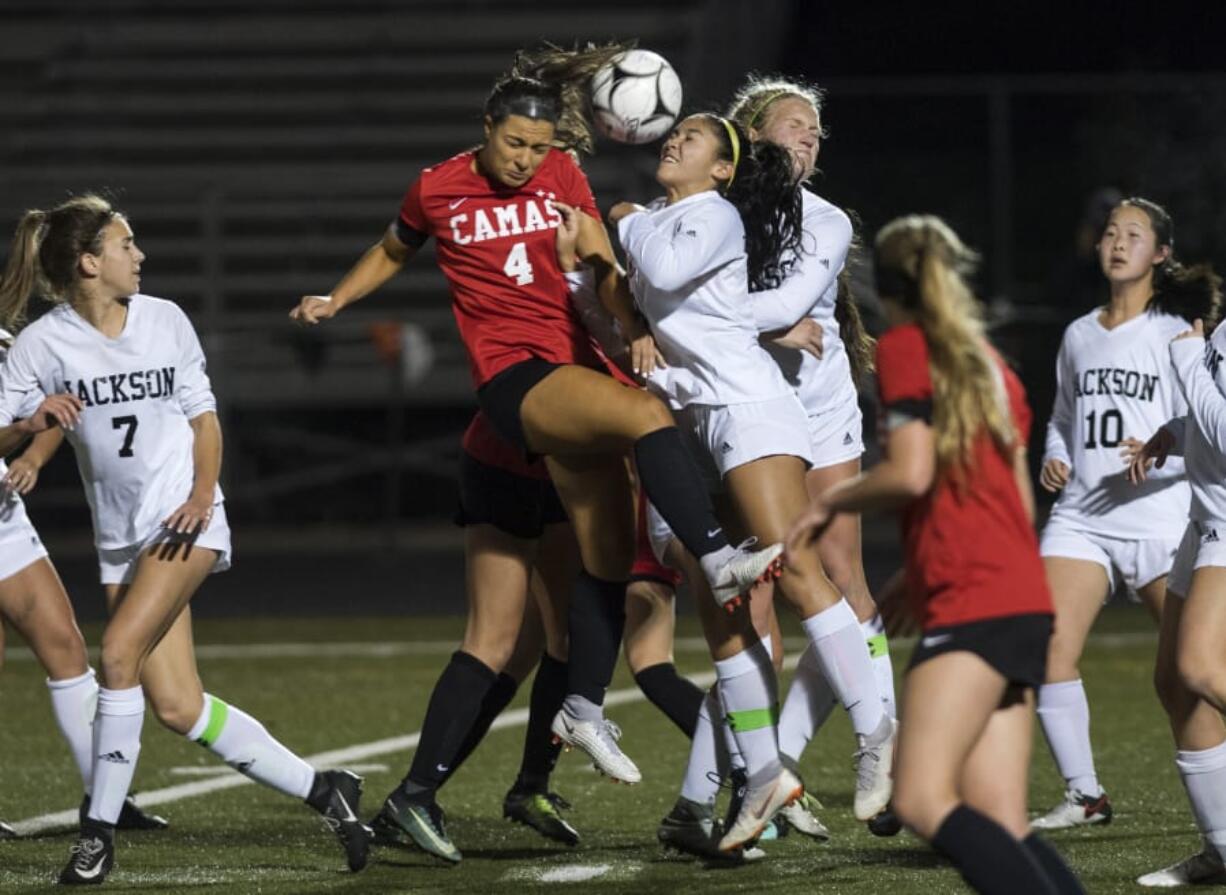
[0,607,1203,893]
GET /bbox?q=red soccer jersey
[399,148,604,387]
[462,411,548,480]
[875,323,1051,630]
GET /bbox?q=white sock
[87,685,144,824]
[777,643,837,763]
[800,599,886,738]
[680,689,727,806]
[863,614,897,720]
[187,693,315,799]
[1176,739,1226,862]
[715,638,780,788]
[47,668,99,793]
[1037,680,1101,796]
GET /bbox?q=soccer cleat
[311,770,373,872]
[853,717,896,821]
[1137,846,1226,887]
[711,540,784,611]
[58,824,114,885]
[658,797,748,862]
[550,708,641,784]
[779,791,831,841]
[80,794,169,831]
[371,790,461,864]
[0,820,16,839]
[867,804,903,837]
[718,767,803,852]
[1030,788,1113,830]
[503,789,580,846]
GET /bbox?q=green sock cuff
[726,704,779,733]
[866,633,889,659]
[195,695,229,748]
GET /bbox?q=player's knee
[1176,648,1226,704]
[629,392,674,437]
[149,690,206,735]
[38,624,89,679]
[98,636,143,690]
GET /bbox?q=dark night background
[0,0,1221,618]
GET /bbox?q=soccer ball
[591,50,683,145]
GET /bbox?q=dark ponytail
[702,114,803,292]
[834,225,875,387]
[1116,197,1223,330]
[491,41,633,157]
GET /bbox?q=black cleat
[371,789,461,864]
[309,770,373,872]
[80,794,169,831]
[867,804,903,838]
[58,823,114,885]
[503,789,580,846]
[0,820,16,839]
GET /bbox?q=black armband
[394,218,429,249]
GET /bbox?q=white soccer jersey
[617,191,791,408]
[0,295,221,550]
[750,189,857,417]
[1169,323,1226,522]
[1043,308,1190,538]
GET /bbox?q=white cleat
[780,792,831,841]
[1030,788,1112,830]
[853,717,896,822]
[551,708,641,784]
[1137,847,1226,887]
[718,768,803,852]
[711,540,784,611]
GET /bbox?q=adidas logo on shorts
[1205,527,1220,543]
[720,441,734,454]
[842,432,854,446]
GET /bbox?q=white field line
[538,863,613,882]
[168,761,389,778]
[10,660,760,837]
[3,630,1158,664]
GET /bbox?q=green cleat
[371,790,461,864]
[503,790,580,846]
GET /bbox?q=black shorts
[907,613,1053,690]
[454,452,568,540]
[476,358,562,454]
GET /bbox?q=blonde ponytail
[875,215,1015,479]
[0,209,48,331]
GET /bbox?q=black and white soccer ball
[590,50,683,145]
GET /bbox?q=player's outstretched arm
[291,225,418,324]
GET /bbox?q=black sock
[1023,834,1086,894]
[633,427,728,559]
[515,652,568,793]
[567,571,627,705]
[931,805,1057,895]
[402,650,496,803]
[441,672,520,786]
[634,662,704,738]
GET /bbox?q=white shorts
[1168,519,1226,599]
[675,393,814,492]
[1039,515,1178,592]
[98,501,232,585]
[0,498,49,582]
[807,398,864,468]
[645,500,673,567]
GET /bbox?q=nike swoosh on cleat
[73,859,106,880]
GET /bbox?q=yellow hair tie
[747,89,792,130]
[718,116,741,187]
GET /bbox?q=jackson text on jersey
[62,367,176,407]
